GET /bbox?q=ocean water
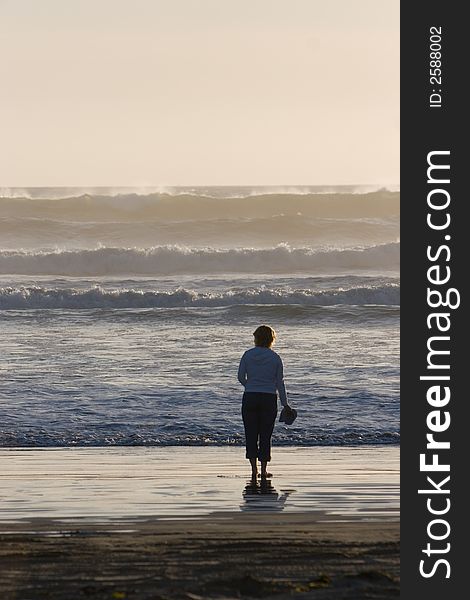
[0,186,399,448]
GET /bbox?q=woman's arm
[237,354,247,387]
[276,358,289,407]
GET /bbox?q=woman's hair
[253,325,276,348]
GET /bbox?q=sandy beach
[0,447,399,599]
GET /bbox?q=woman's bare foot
[259,471,272,478]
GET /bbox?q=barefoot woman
[238,325,294,479]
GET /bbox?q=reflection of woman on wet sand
[238,325,294,479]
[241,479,293,512]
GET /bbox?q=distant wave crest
[0,243,399,276]
[0,213,399,250]
[0,189,399,221]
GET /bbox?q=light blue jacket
[237,346,288,406]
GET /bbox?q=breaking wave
[0,243,399,276]
[0,283,400,310]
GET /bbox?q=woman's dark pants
[242,392,278,462]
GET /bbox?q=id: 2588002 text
[429,26,443,108]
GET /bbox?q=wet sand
[0,446,399,520]
[0,447,399,598]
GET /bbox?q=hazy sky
[0,0,399,186]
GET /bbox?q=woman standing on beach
[238,325,294,479]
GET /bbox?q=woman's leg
[259,461,269,478]
[258,395,277,476]
[248,457,258,478]
[242,394,259,476]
